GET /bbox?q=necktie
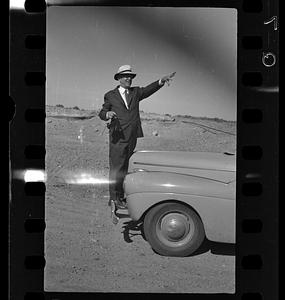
[125,89,130,108]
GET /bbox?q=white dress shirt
[118,86,130,109]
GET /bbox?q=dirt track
[44,106,236,293]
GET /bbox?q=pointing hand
[161,72,176,86]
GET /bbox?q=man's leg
[127,136,137,161]
[109,141,129,206]
[109,141,129,224]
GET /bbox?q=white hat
[114,65,137,80]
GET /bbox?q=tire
[143,202,205,257]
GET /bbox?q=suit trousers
[108,133,137,200]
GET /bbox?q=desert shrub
[56,104,64,108]
[73,106,80,110]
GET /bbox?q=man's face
[118,74,133,89]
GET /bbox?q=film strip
[9,0,279,299]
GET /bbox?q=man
[99,65,176,214]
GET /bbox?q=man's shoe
[120,198,128,208]
[114,199,127,209]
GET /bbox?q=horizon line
[46,104,236,122]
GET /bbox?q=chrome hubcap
[159,213,192,244]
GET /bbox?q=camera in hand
[107,115,122,132]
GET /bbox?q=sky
[46,6,237,121]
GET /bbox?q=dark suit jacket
[99,80,163,142]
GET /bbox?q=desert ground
[44,105,236,293]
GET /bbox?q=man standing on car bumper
[99,65,176,210]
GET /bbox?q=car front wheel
[143,202,205,257]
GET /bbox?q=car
[123,150,236,257]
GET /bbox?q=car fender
[124,171,235,198]
[127,192,235,243]
[125,172,235,243]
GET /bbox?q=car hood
[128,151,236,183]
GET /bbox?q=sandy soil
[44,106,236,293]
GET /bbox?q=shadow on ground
[121,220,235,256]
[192,239,235,256]
[121,220,146,243]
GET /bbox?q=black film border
[9,0,279,299]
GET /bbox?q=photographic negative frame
[9,0,279,298]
